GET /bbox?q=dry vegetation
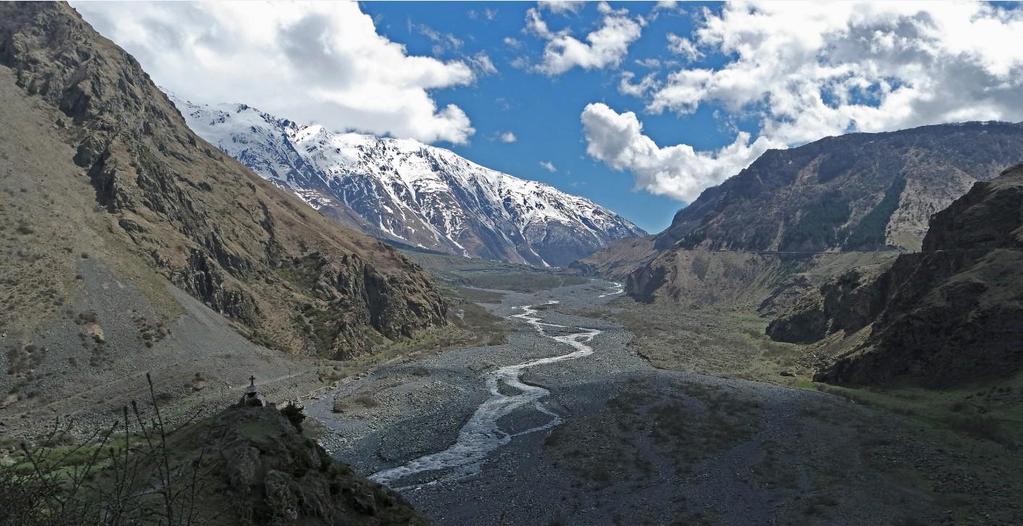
[0,376,212,526]
[589,294,1023,453]
[562,277,1023,524]
[574,298,811,385]
[545,378,764,492]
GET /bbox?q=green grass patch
[816,372,1023,447]
[3,432,140,480]
[602,298,814,385]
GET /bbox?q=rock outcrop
[0,3,446,358]
[189,404,425,525]
[788,165,1023,387]
[16,402,427,525]
[766,267,886,344]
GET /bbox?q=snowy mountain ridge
[171,96,644,266]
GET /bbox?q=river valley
[307,279,1017,525]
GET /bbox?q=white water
[599,281,624,298]
[369,300,601,488]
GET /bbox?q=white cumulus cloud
[651,1,1023,145]
[618,71,658,97]
[527,5,644,75]
[539,161,558,172]
[73,1,476,144]
[539,1,582,15]
[586,1,1023,202]
[499,131,518,143]
[582,103,780,203]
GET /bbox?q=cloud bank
[584,1,1023,202]
[74,1,477,144]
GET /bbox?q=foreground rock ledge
[172,404,427,525]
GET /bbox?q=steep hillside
[657,122,1023,253]
[0,1,449,423]
[773,166,1023,387]
[569,235,657,280]
[619,123,1023,309]
[0,2,447,358]
[172,98,644,267]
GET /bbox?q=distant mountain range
[579,120,1023,386]
[621,121,1023,302]
[656,121,1023,254]
[171,97,645,267]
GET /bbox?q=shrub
[0,373,208,526]
[280,403,306,432]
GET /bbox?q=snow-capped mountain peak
[172,95,645,266]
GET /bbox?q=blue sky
[76,1,1023,234]
[362,2,718,233]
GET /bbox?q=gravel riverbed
[307,280,971,525]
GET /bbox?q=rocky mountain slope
[774,165,1023,387]
[657,122,1023,254]
[172,97,644,267]
[0,3,448,420]
[621,122,1023,305]
[569,235,657,280]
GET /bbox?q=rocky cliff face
[775,165,1023,387]
[0,3,446,358]
[765,266,888,344]
[621,122,1023,308]
[656,122,1023,253]
[172,98,645,267]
